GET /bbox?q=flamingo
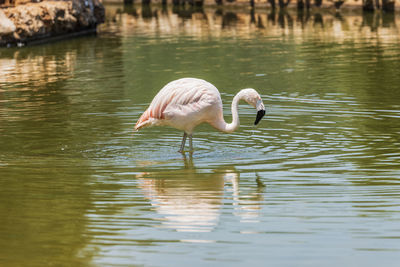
[134,78,266,152]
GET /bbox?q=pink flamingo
[135,78,266,152]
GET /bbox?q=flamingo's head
[241,88,266,125]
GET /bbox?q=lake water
[1,4,400,266]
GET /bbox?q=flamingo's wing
[163,89,217,119]
[135,78,220,130]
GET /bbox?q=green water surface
[1,5,400,267]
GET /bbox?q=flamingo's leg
[179,133,187,153]
[189,134,193,152]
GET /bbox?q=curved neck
[225,93,241,132]
[215,91,243,133]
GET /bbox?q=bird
[134,78,266,153]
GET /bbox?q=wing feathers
[134,78,220,131]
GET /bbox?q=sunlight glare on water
[1,4,400,267]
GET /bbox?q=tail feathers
[134,109,158,131]
[134,119,153,131]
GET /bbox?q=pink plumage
[135,78,266,152]
[135,78,222,132]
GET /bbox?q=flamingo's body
[135,78,266,152]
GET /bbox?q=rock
[0,0,105,47]
[0,10,16,35]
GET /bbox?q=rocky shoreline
[0,0,104,47]
[1,0,398,47]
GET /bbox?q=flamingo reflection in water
[136,157,266,233]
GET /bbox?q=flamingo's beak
[254,109,265,125]
[254,99,266,125]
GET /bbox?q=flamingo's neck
[214,91,244,133]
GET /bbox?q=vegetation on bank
[120,0,398,12]
[0,0,397,47]
[1,0,398,11]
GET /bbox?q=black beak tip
[254,109,266,125]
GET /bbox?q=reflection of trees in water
[109,4,399,41]
[123,2,206,19]
[0,35,125,155]
[172,4,205,19]
[137,157,266,232]
[313,12,323,27]
[115,0,398,12]
[0,46,76,155]
[0,35,127,265]
[0,50,75,86]
[221,11,238,28]
[141,4,154,18]
[362,11,396,31]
